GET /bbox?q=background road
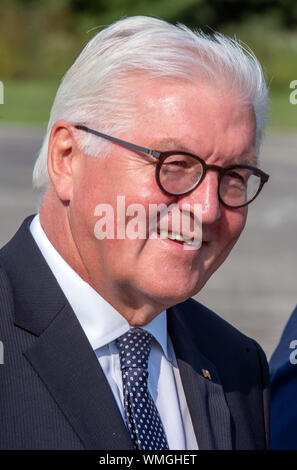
[0,126,296,359]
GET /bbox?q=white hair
[33,15,268,190]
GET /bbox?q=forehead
[129,78,257,162]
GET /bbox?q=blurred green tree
[0,0,296,86]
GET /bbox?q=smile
[158,229,201,248]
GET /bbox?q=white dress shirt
[30,214,198,450]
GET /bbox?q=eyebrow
[152,138,191,153]
[152,138,258,166]
[230,153,258,166]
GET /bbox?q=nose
[178,171,221,224]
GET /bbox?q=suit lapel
[23,302,134,450]
[168,306,232,449]
[1,217,134,450]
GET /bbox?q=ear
[47,120,79,202]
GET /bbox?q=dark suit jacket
[0,217,269,449]
[270,305,297,449]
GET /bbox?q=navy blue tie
[116,328,169,450]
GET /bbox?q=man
[270,305,297,449]
[0,16,270,449]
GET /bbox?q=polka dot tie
[116,328,169,450]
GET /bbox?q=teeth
[159,230,200,247]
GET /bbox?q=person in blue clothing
[270,305,297,449]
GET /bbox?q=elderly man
[0,16,270,450]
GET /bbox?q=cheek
[221,208,247,246]
[73,158,123,225]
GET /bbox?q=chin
[146,279,200,309]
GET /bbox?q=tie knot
[116,327,152,370]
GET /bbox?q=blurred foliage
[222,14,297,90]
[0,80,58,124]
[0,0,296,128]
[0,0,296,83]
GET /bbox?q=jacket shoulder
[0,263,16,341]
[0,263,14,310]
[170,296,269,385]
[170,297,270,449]
[172,297,257,347]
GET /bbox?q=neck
[39,188,91,283]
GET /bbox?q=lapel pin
[201,368,212,380]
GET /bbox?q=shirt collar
[29,214,170,359]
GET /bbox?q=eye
[162,154,202,172]
[227,171,246,183]
[224,168,252,185]
[163,157,190,169]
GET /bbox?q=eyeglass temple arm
[75,125,160,159]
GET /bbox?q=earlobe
[47,121,77,203]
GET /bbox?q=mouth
[157,229,201,249]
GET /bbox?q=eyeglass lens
[159,154,203,195]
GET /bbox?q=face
[68,79,257,324]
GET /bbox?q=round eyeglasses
[156,152,269,208]
[75,125,269,208]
